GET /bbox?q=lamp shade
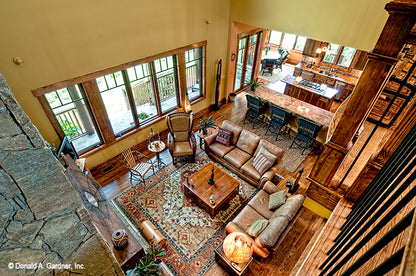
[223,232,253,263]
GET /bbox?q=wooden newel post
[306,1,416,210]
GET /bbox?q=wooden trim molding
[31,40,208,97]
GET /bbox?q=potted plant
[228,92,237,102]
[196,116,218,135]
[126,244,166,276]
[248,79,264,91]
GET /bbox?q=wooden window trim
[321,45,358,71]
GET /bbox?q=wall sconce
[13,57,23,65]
[316,48,322,54]
[205,19,211,24]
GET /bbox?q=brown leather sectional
[226,181,305,259]
[203,120,284,189]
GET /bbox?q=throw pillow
[255,146,277,165]
[268,190,287,211]
[215,128,233,147]
[246,219,269,237]
[252,153,272,175]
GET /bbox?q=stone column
[306,1,416,210]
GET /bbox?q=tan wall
[0,0,230,167]
[230,0,390,51]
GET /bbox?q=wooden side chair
[290,117,320,155]
[265,105,291,140]
[121,147,155,184]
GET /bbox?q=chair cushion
[224,148,251,169]
[270,194,305,221]
[215,128,233,146]
[252,153,272,175]
[174,141,194,156]
[236,129,261,155]
[248,190,274,219]
[241,157,261,181]
[133,162,152,175]
[209,142,234,157]
[268,190,287,211]
[246,220,269,238]
[233,205,266,231]
[221,120,243,145]
[174,132,189,142]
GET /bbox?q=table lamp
[223,232,253,264]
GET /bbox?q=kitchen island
[281,75,338,111]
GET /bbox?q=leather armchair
[166,112,197,165]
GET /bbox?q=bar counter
[252,86,334,143]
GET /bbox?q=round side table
[148,140,166,170]
[197,130,211,150]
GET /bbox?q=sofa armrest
[258,163,279,189]
[262,181,280,195]
[204,133,217,147]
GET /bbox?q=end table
[197,130,211,150]
[148,140,166,170]
[214,240,252,276]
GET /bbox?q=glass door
[233,32,262,92]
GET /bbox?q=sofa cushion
[270,194,305,221]
[254,147,277,165]
[248,190,274,219]
[233,205,266,231]
[252,153,272,175]
[215,128,233,146]
[236,129,261,155]
[224,147,251,169]
[241,157,261,181]
[257,216,290,248]
[209,142,234,158]
[174,141,194,156]
[246,219,269,238]
[222,120,243,146]
[268,190,287,210]
[254,139,284,164]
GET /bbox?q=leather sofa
[225,181,305,258]
[204,120,284,189]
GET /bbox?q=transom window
[37,42,206,155]
[268,31,307,52]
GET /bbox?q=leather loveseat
[225,181,305,258]
[203,120,284,189]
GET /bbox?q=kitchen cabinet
[302,39,322,57]
[353,50,368,70]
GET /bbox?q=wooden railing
[55,107,86,139]
[130,64,197,106]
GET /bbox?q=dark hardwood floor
[98,92,326,275]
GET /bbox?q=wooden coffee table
[184,162,240,218]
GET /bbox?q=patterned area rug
[113,151,257,276]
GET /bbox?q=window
[185,46,204,101]
[127,63,157,123]
[323,43,357,68]
[337,47,357,67]
[96,72,136,135]
[281,33,297,49]
[36,41,206,155]
[294,36,307,51]
[269,31,282,45]
[323,44,341,63]
[44,85,101,152]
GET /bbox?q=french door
[234,31,262,92]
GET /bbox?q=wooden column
[306,1,416,210]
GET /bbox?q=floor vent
[101,165,114,174]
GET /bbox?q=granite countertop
[281,75,339,99]
[295,63,359,85]
[253,86,334,127]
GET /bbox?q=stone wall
[0,73,123,275]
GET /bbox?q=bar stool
[290,117,321,154]
[244,94,268,129]
[265,105,291,140]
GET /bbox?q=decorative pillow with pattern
[253,153,272,175]
[215,128,233,146]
